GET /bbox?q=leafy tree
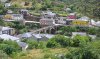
[0,4,7,14]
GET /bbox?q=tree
[0,4,7,14]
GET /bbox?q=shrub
[72,35,90,47]
[26,40,38,49]
[46,35,70,48]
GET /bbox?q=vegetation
[46,35,70,48]
[0,0,100,59]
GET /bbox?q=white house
[0,26,15,35]
[40,18,55,26]
[79,16,90,21]
[57,17,66,24]
[41,11,56,18]
[4,14,24,21]
[7,10,13,14]
[5,3,11,7]
[12,14,24,20]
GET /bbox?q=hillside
[9,0,100,19]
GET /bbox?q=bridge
[31,24,69,34]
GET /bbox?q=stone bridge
[32,24,70,34]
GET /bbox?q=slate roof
[0,34,19,41]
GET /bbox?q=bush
[2,40,21,50]
[66,41,100,59]
[72,35,91,47]
[46,35,70,48]
[88,28,97,35]
[26,40,38,49]
[0,40,21,55]
[46,40,61,48]
[3,46,15,55]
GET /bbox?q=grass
[12,48,68,59]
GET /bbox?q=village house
[12,14,24,20]
[57,17,66,24]
[79,16,90,21]
[7,10,13,14]
[41,11,56,19]
[40,18,55,26]
[72,19,89,26]
[4,14,24,21]
[0,26,15,35]
[4,3,11,8]
[67,13,77,19]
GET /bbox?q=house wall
[72,20,89,26]
[40,19,54,26]
[12,14,24,20]
[0,28,15,35]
